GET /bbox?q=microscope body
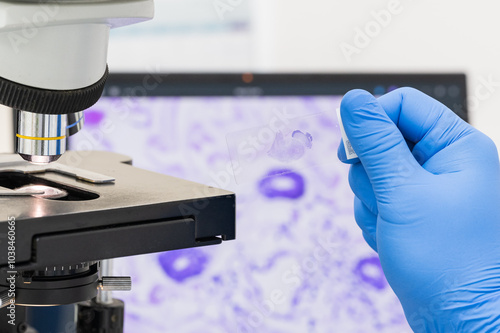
[0,1,156,332]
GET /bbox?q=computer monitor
[70,73,467,333]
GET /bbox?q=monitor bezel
[100,72,468,120]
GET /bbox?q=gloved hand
[337,88,500,332]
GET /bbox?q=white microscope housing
[0,0,154,163]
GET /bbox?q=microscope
[0,1,236,332]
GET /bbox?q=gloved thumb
[340,89,422,201]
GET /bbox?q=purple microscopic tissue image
[267,130,313,163]
[158,249,209,283]
[258,169,305,199]
[354,257,387,290]
[71,96,412,333]
[84,110,105,126]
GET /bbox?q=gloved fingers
[338,128,414,165]
[349,163,378,215]
[378,87,474,165]
[337,140,360,164]
[421,130,500,179]
[340,90,423,200]
[405,138,415,152]
[362,231,378,253]
[354,196,378,245]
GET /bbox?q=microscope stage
[0,151,236,270]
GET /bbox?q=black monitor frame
[100,73,468,121]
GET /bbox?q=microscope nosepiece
[0,66,107,164]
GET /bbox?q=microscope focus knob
[98,277,132,292]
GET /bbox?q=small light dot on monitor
[108,86,121,96]
[373,85,385,96]
[434,85,447,98]
[448,85,460,98]
[242,73,254,84]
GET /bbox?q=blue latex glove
[337,88,500,332]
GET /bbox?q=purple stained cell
[291,130,313,149]
[149,285,165,305]
[126,313,141,321]
[258,170,305,199]
[158,248,209,283]
[85,110,105,126]
[354,256,387,290]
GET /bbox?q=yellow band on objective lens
[16,134,66,141]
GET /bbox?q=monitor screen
[70,73,467,333]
